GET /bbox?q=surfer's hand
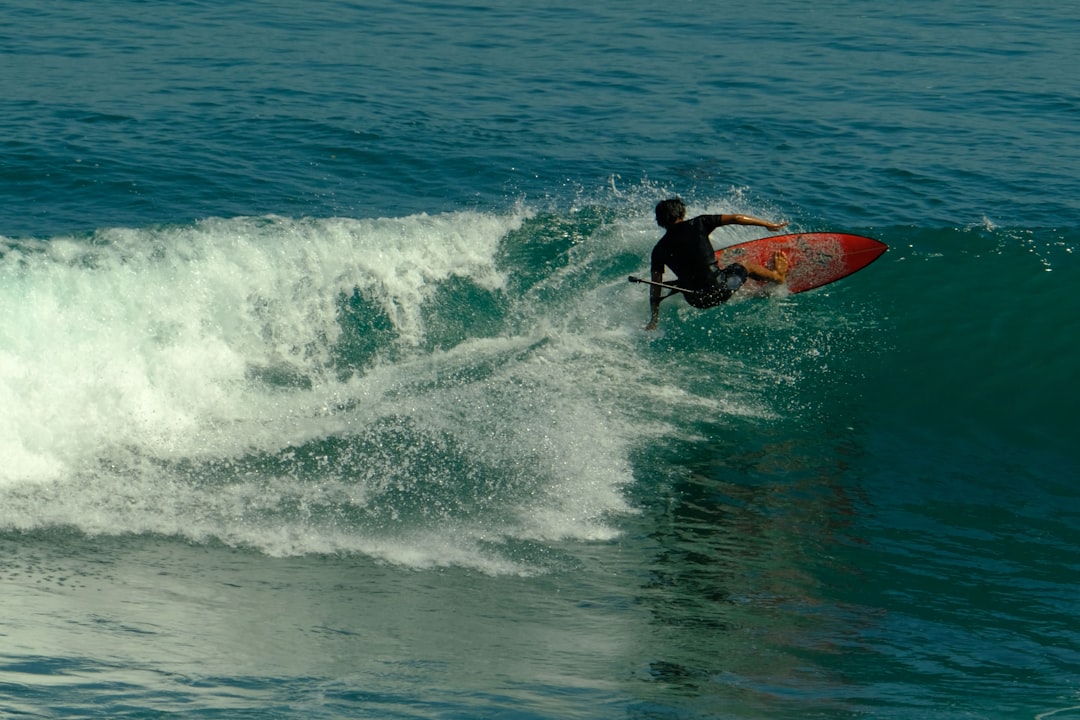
[765,220,788,231]
[645,320,658,331]
[773,251,790,281]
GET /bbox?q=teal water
[2,1,1078,718]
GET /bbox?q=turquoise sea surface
[1,1,1077,718]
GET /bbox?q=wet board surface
[714,232,888,294]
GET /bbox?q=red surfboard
[714,232,887,295]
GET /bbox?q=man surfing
[645,197,789,330]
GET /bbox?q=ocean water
[1,1,1078,718]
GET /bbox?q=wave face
[2,202,1074,574]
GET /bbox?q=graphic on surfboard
[715,232,887,295]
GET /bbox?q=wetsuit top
[650,214,727,289]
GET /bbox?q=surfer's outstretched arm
[718,214,789,233]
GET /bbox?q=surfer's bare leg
[744,252,789,284]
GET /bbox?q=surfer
[645,197,789,330]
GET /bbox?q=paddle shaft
[627,275,691,295]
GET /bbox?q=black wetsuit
[651,215,747,308]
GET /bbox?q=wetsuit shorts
[684,263,748,309]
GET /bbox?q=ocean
[1,1,1077,718]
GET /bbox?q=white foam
[0,212,523,481]
[0,204,775,571]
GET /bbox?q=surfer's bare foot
[773,252,789,283]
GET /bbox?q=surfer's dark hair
[655,198,687,229]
